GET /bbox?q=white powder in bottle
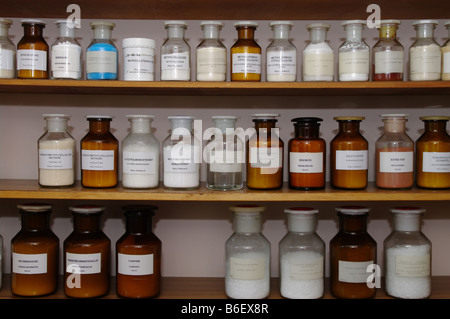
[163,144,200,189]
[38,137,75,187]
[303,43,334,81]
[409,44,441,81]
[196,46,226,81]
[122,146,159,189]
[51,42,82,79]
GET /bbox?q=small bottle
[0,18,15,78]
[279,207,325,299]
[266,21,297,82]
[116,205,161,299]
[162,116,200,189]
[11,203,59,297]
[303,23,334,82]
[196,21,226,81]
[442,21,450,81]
[51,20,82,79]
[38,114,76,188]
[330,206,377,299]
[288,117,326,190]
[86,21,118,80]
[161,21,190,81]
[122,38,155,81]
[231,21,261,81]
[17,19,48,79]
[81,115,119,188]
[372,20,404,81]
[331,116,368,190]
[384,207,431,299]
[225,205,270,299]
[409,20,441,81]
[122,115,160,189]
[416,116,450,189]
[247,114,284,190]
[64,205,110,298]
[206,116,244,190]
[338,20,370,81]
[375,114,414,189]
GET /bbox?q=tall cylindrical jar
[196,21,226,81]
[442,21,450,81]
[51,20,82,80]
[161,21,190,81]
[303,23,334,82]
[17,19,48,79]
[0,18,15,78]
[231,21,261,81]
[122,38,155,81]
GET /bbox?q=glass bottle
[442,21,450,81]
[116,205,161,299]
[384,207,431,299]
[0,18,15,78]
[17,19,48,79]
[416,116,450,189]
[331,116,368,189]
[11,203,59,297]
[161,21,190,81]
[303,23,334,82]
[206,115,244,190]
[162,115,200,189]
[375,114,414,189]
[409,20,441,81]
[288,117,326,190]
[38,114,76,188]
[122,115,160,189]
[247,114,284,190]
[338,20,370,81]
[231,21,261,81]
[51,20,82,79]
[86,21,118,80]
[266,21,297,82]
[80,115,119,188]
[196,21,226,81]
[279,207,325,299]
[330,206,377,299]
[372,20,404,81]
[225,205,270,299]
[64,205,110,298]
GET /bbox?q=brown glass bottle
[64,205,111,298]
[231,21,261,81]
[330,206,377,299]
[17,19,49,79]
[246,114,284,190]
[11,203,59,297]
[81,115,118,188]
[331,117,368,189]
[116,205,161,298]
[288,117,326,190]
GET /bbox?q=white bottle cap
[90,21,115,29]
[21,19,46,26]
[122,38,155,49]
[164,20,188,27]
[269,21,294,27]
[200,21,224,27]
[252,113,280,120]
[336,206,370,215]
[69,205,106,214]
[306,23,330,30]
[18,203,52,212]
[341,20,367,26]
[234,21,258,28]
[412,19,439,26]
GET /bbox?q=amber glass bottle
[231,21,261,81]
[331,117,368,189]
[11,203,59,297]
[81,115,118,188]
[330,206,377,299]
[116,205,162,298]
[288,117,326,190]
[64,205,111,298]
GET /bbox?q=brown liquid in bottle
[231,22,261,81]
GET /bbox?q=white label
[410,45,441,74]
[335,150,368,170]
[374,51,403,74]
[12,253,47,274]
[161,52,190,71]
[196,47,226,74]
[379,151,413,173]
[289,256,324,280]
[289,152,323,173]
[422,152,450,173]
[209,150,243,173]
[303,52,334,77]
[118,253,154,276]
[123,151,157,175]
[338,51,370,75]
[17,49,47,71]
[66,252,101,274]
[443,52,450,73]
[338,260,373,283]
[395,254,430,277]
[250,147,282,169]
[229,257,265,280]
[232,53,261,74]
[163,144,199,173]
[51,44,81,72]
[0,48,14,70]
[124,47,154,79]
[86,50,117,73]
[81,149,115,171]
[39,149,73,169]
[266,50,296,75]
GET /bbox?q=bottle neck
[424,120,447,133]
[73,214,101,232]
[130,119,152,133]
[47,118,69,132]
[379,25,398,39]
[415,24,435,39]
[24,24,44,37]
[58,23,76,38]
[237,27,256,40]
[0,24,10,37]
[171,119,193,132]
[309,28,327,43]
[338,121,360,133]
[288,214,315,233]
[393,213,421,232]
[21,213,50,231]
[167,25,186,39]
[294,124,320,138]
[254,121,277,131]
[126,214,153,234]
[383,120,406,133]
[89,120,111,133]
[272,25,291,40]
[345,25,363,41]
[202,25,220,39]
[339,214,368,233]
[234,214,261,233]
[93,26,112,40]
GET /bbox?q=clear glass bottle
[206,115,244,190]
[86,21,118,80]
[11,203,59,297]
[225,205,270,299]
[231,21,261,81]
[51,20,82,79]
[17,19,48,79]
[196,21,226,81]
[338,20,370,81]
[0,18,15,78]
[303,23,334,82]
[122,115,160,189]
[279,207,325,299]
[409,20,441,81]
[375,114,414,189]
[442,21,450,81]
[38,114,76,188]
[116,205,161,299]
[330,206,377,299]
[161,21,190,81]
[372,20,404,81]
[266,21,297,82]
[384,207,431,299]
[163,115,200,189]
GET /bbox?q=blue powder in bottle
[86,42,118,80]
